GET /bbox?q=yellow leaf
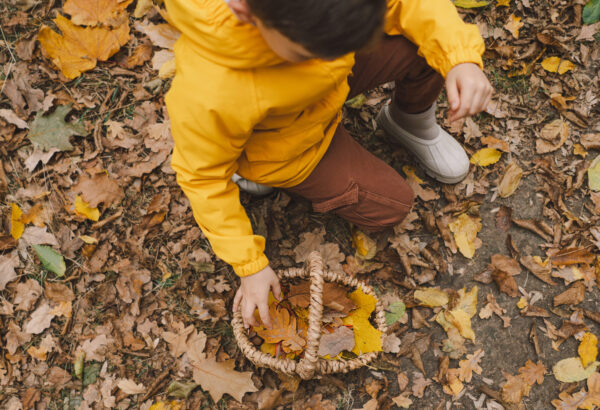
[343,315,382,354]
[402,165,424,184]
[38,14,130,79]
[10,203,25,240]
[414,288,449,307]
[63,0,133,26]
[343,288,382,354]
[260,342,276,356]
[574,144,588,158]
[149,400,184,410]
[541,57,575,75]
[579,333,598,368]
[454,286,478,318]
[505,14,524,39]
[351,228,377,260]
[79,235,98,244]
[448,214,482,259]
[75,195,100,221]
[453,0,489,8]
[589,156,600,191]
[347,288,377,319]
[517,297,528,309]
[496,0,510,6]
[134,0,155,18]
[498,162,523,198]
[158,58,177,79]
[470,148,502,167]
[448,309,475,341]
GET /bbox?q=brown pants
[287,36,444,232]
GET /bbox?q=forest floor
[1,0,600,409]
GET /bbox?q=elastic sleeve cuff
[232,253,270,277]
[438,49,484,78]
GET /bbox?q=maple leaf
[38,15,130,79]
[458,349,484,382]
[27,105,88,151]
[505,14,524,39]
[518,360,546,386]
[254,304,306,353]
[72,172,125,208]
[63,0,133,26]
[190,356,258,403]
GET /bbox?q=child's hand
[233,265,282,329]
[445,63,493,123]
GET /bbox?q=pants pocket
[312,181,414,231]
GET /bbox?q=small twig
[91,208,123,229]
[141,364,174,402]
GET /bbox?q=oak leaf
[38,15,130,79]
[458,349,484,382]
[502,372,530,403]
[27,105,88,151]
[64,0,133,26]
[318,326,355,357]
[518,360,546,386]
[254,304,306,353]
[505,14,524,39]
[190,356,258,403]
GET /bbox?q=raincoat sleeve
[167,85,269,278]
[385,0,485,77]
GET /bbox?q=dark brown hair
[246,0,387,58]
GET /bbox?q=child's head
[228,0,387,62]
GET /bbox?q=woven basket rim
[232,252,388,379]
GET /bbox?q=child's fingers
[445,76,460,112]
[233,289,242,312]
[258,302,272,329]
[272,280,282,301]
[242,301,259,328]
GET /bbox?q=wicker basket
[232,251,388,380]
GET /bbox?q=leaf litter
[0,0,599,408]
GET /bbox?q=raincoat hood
[165,0,284,69]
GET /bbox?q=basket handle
[295,251,325,380]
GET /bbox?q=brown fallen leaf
[518,360,546,386]
[318,326,355,357]
[491,254,522,276]
[550,247,596,266]
[495,206,512,231]
[512,218,553,242]
[553,281,586,306]
[520,255,556,285]
[493,269,518,297]
[458,349,484,382]
[288,281,355,314]
[72,172,125,208]
[498,162,523,198]
[190,356,258,403]
[502,372,531,403]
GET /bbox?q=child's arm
[385,0,492,121]
[166,65,279,328]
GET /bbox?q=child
[164,0,493,329]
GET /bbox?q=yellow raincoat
[164,0,484,276]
